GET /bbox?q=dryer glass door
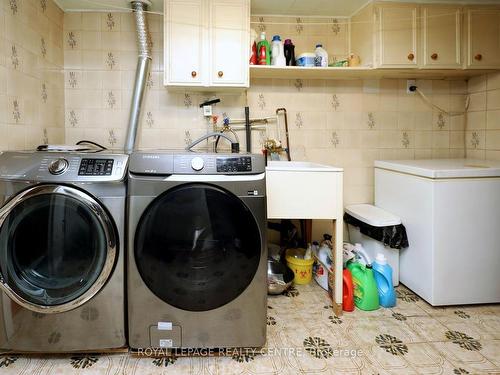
[0,185,117,313]
[135,183,262,312]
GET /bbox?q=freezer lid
[374,159,500,179]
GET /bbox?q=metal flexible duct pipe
[125,0,152,153]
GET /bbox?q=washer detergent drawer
[150,325,182,348]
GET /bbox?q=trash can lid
[345,204,401,227]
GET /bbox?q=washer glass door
[0,185,117,313]
[135,183,262,312]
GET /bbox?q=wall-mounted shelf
[250,65,498,80]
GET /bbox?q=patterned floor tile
[477,340,500,368]
[402,316,454,342]
[430,341,499,375]
[343,318,422,347]
[400,342,460,374]
[0,283,498,375]
[360,344,417,375]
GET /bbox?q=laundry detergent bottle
[343,268,355,312]
[347,262,379,311]
[372,253,396,307]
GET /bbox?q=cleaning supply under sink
[372,253,396,307]
[343,268,355,312]
[347,261,379,311]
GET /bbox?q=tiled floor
[1,284,499,374]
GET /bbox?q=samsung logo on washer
[142,155,160,159]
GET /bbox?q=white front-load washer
[0,151,128,352]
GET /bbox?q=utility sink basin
[265,161,343,219]
[266,161,343,172]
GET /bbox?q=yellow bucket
[285,248,315,285]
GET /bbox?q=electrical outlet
[203,105,212,116]
[407,79,416,94]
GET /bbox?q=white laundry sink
[265,161,343,219]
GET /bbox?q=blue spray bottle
[372,253,396,307]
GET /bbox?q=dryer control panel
[128,152,265,175]
[216,157,252,172]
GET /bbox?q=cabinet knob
[474,54,483,61]
[191,71,197,78]
[218,71,224,78]
[431,53,438,60]
[407,53,415,61]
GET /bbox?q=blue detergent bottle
[372,253,396,307]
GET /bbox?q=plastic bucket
[285,248,315,285]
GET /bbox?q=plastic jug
[343,269,355,312]
[284,39,295,66]
[314,44,328,67]
[372,253,396,307]
[271,35,286,66]
[347,262,379,311]
[257,32,270,65]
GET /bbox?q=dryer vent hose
[125,0,152,154]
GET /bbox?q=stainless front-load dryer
[127,151,267,349]
[0,151,128,352]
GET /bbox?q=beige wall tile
[487,89,500,111]
[468,74,487,93]
[485,130,500,150]
[486,110,500,130]
[487,72,500,91]
[485,150,500,160]
[468,91,487,112]
[466,111,486,130]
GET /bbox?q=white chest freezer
[374,159,500,306]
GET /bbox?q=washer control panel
[0,152,128,182]
[78,158,114,176]
[216,157,252,173]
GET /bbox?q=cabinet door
[466,9,500,68]
[209,0,249,87]
[164,0,206,86]
[422,7,461,68]
[377,5,418,68]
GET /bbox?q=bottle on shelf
[284,39,296,66]
[314,44,328,67]
[249,28,257,65]
[257,32,270,66]
[271,35,286,67]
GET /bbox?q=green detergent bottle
[347,262,380,311]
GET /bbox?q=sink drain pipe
[124,0,152,153]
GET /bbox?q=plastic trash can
[344,204,409,286]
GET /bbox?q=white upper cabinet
[466,8,500,69]
[164,0,249,88]
[210,0,249,86]
[164,0,206,86]
[375,4,418,68]
[422,6,461,68]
